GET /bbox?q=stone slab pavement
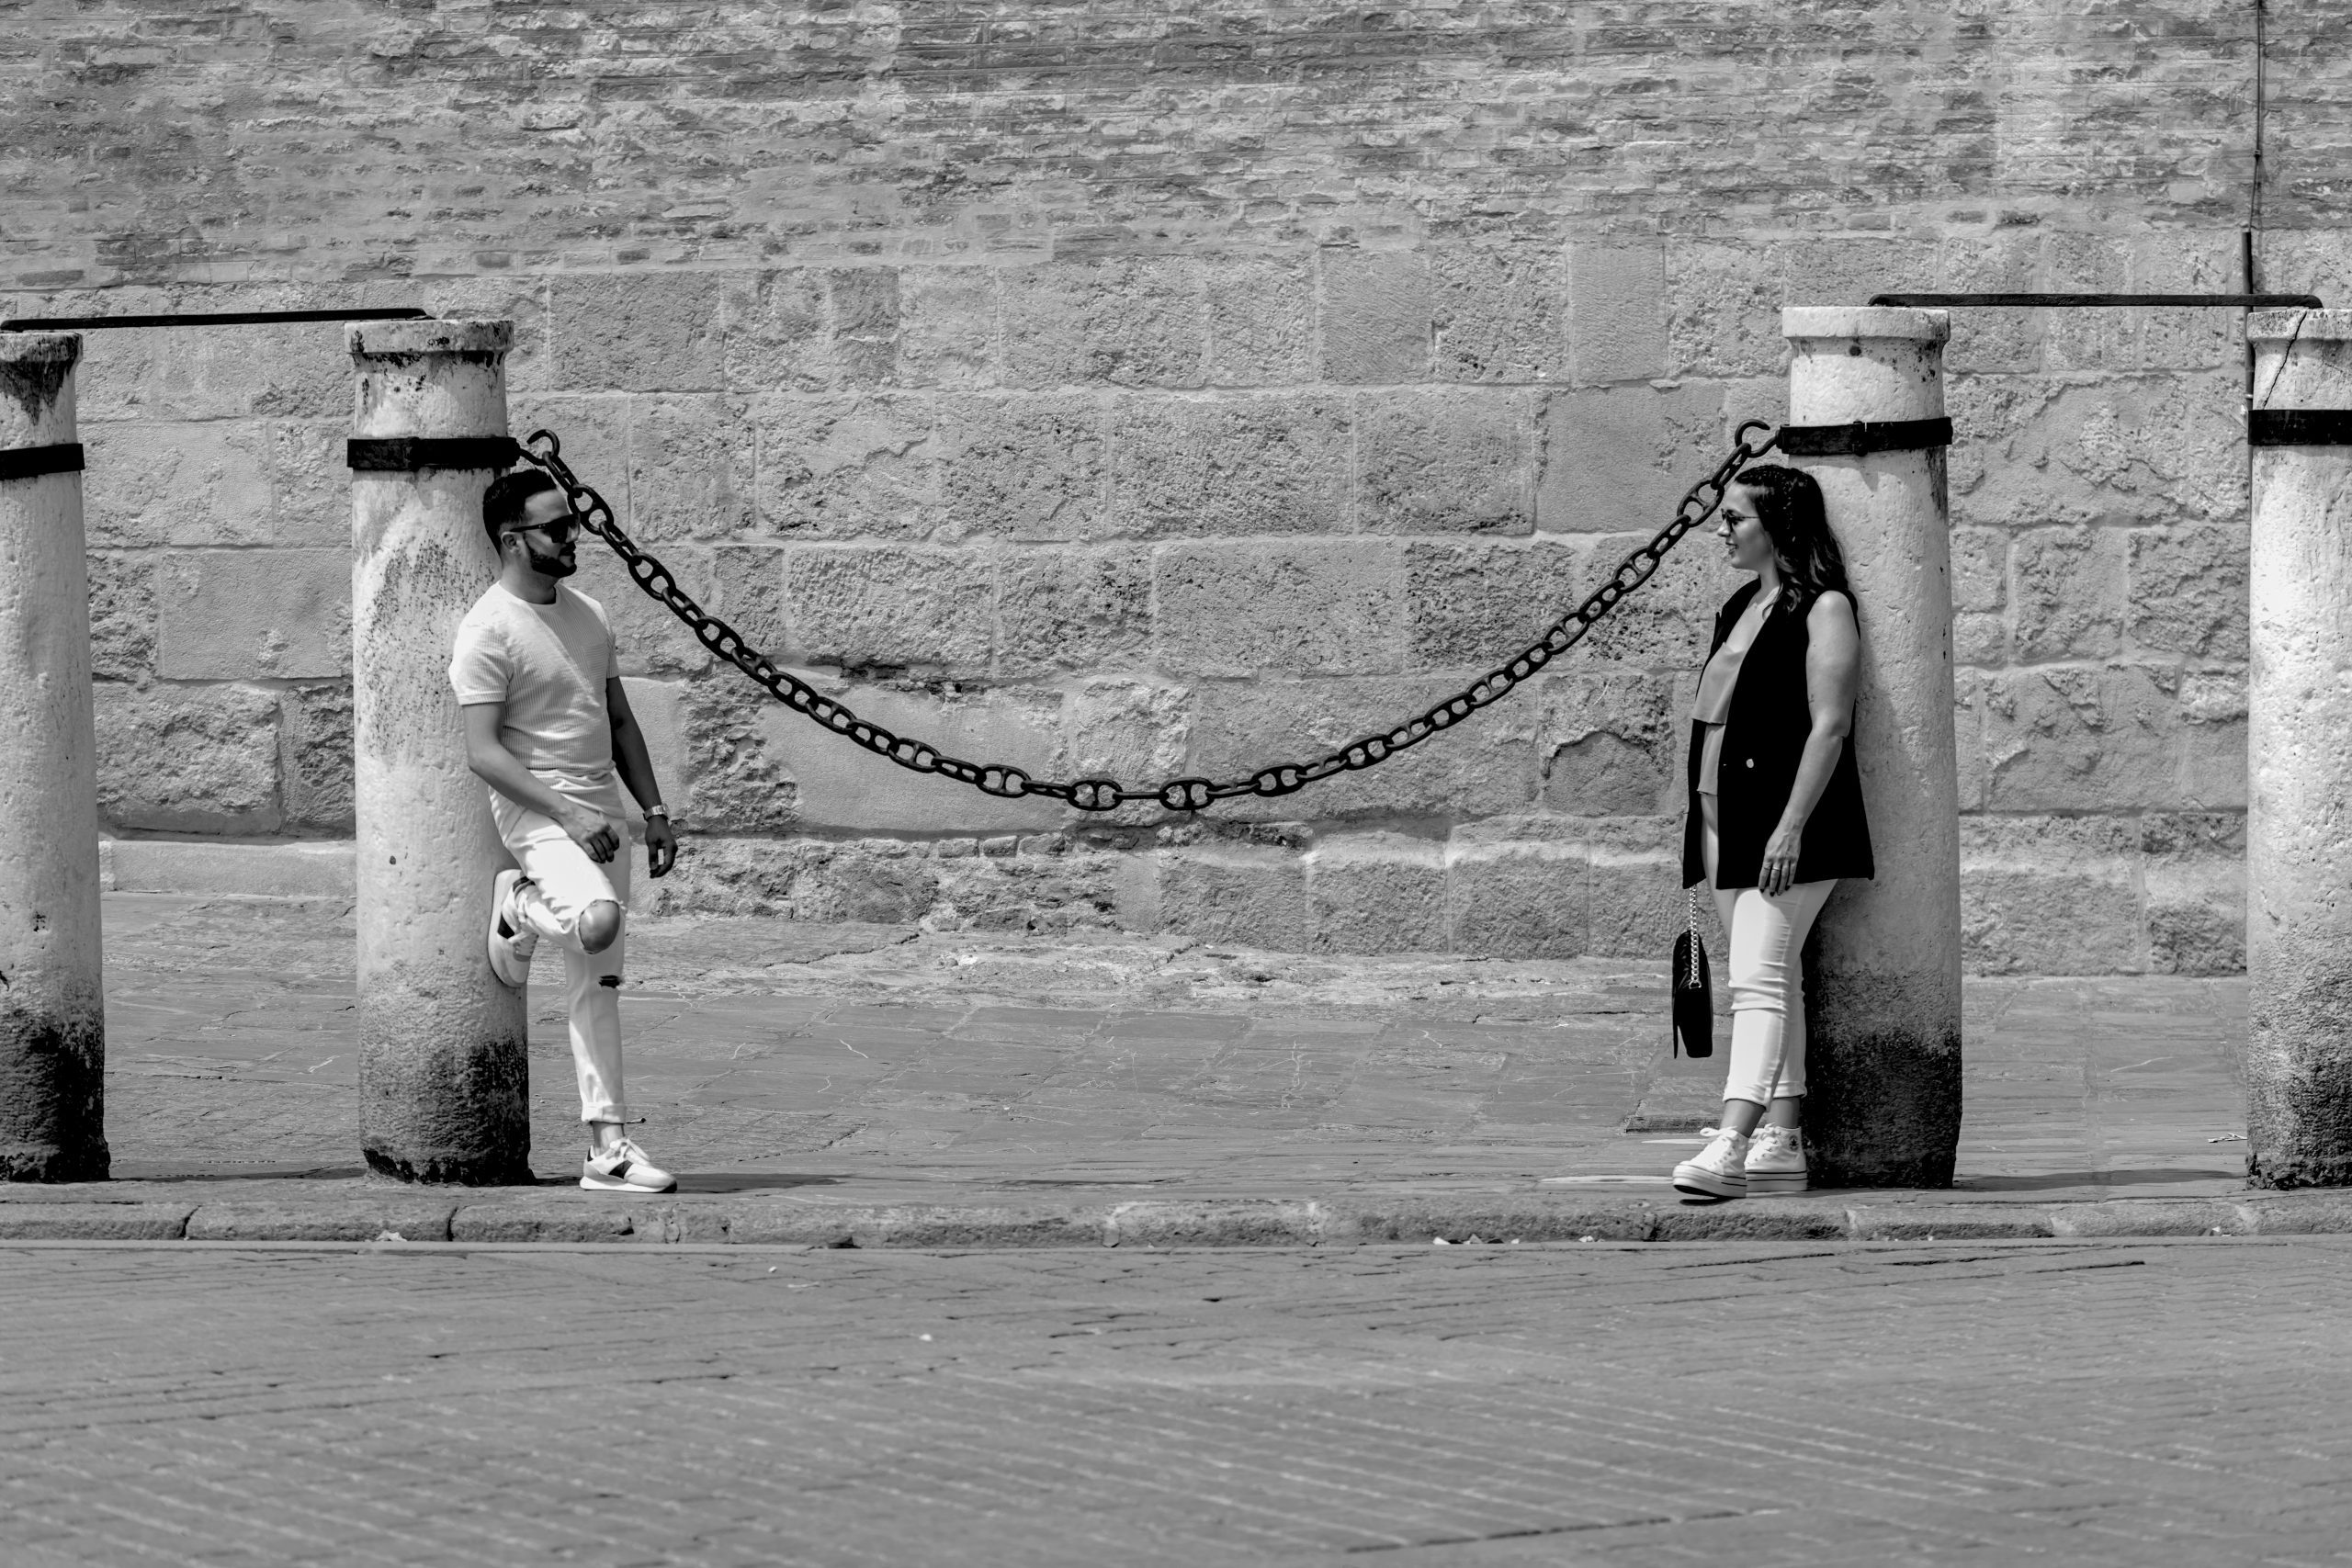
[8,1236,2352,1564]
[7,893,2280,1243]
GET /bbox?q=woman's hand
[1759,820,1804,897]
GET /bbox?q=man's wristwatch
[644,806,670,821]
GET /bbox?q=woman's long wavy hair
[1735,464,1853,615]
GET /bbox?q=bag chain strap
[1683,886,1704,987]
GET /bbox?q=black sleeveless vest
[1681,580,1875,890]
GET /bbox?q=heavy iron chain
[514,419,1780,814]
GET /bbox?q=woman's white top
[1692,594,1773,795]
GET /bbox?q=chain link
[514,420,1780,813]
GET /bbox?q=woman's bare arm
[1757,592,1860,895]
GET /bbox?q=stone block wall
[8,0,2340,974]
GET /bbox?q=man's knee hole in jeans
[577,898,622,955]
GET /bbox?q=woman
[1670,464,1872,1200]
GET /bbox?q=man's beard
[527,544,578,578]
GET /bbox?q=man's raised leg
[499,808,675,1192]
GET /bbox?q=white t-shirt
[448,582,618,778]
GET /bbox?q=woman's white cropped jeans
[1702,819,1836,1106]
[492,772,630,1126]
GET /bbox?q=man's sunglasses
[504,515,583,543]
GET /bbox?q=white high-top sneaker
[1745,1123,1809,1195]
[1671,1127,1751,1200]
[485,870,538,989]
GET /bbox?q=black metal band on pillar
[1774,417,1954,457]
[346,436,523,472]
[0,443,85,482]
[2249,410,2352,446]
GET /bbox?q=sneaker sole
[579,1173,677,1193]
[1746,1172,1810,1194]
[487,938,530,989]
[1671,1164,1747,1200]
[486,873,533,988]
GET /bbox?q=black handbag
[1671,886,1713,1058]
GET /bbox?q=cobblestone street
[92,895,2247,1206]
[7,1236,2350,1564]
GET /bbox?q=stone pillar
[2246,310,2352,1188]
[1781,307,1964,1188]
[348,320,529,1184]
[0,334,107,1182]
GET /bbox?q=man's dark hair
[481,469,563,551]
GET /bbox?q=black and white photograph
[0,2,2344,1561]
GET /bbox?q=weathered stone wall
[10,0,2344,973]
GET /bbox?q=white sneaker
[486,870,538,989]
[1672,1126,1751,1200]
[1746,1124,1809,1194]
[582,1137,676,1193]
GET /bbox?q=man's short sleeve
[448,610,511,706]
[589,593,618,685]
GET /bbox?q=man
[449,469,682,1193]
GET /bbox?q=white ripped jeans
[492,772,631,1126]
[1701,810,1836,1107]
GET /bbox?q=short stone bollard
[348,319,531,1184]
[2246,310,2352,1188]
[0,333,108,1181]
[1779,306,1964,1188]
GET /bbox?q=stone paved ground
[91,894,2247,1205]
[6,1236,2350,1565]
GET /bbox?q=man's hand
[606,679,676,879]
[644,814,677,878]
[558,799,624,864]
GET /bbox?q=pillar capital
[0,332,82,449]
[1781,306,1950,345]
[349,318,514,445]
[1784,307,1948,428]
[2248,311,2352,413]
[345,317,514,359]
[0,330,82,367]
[2247,309,2352,345]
